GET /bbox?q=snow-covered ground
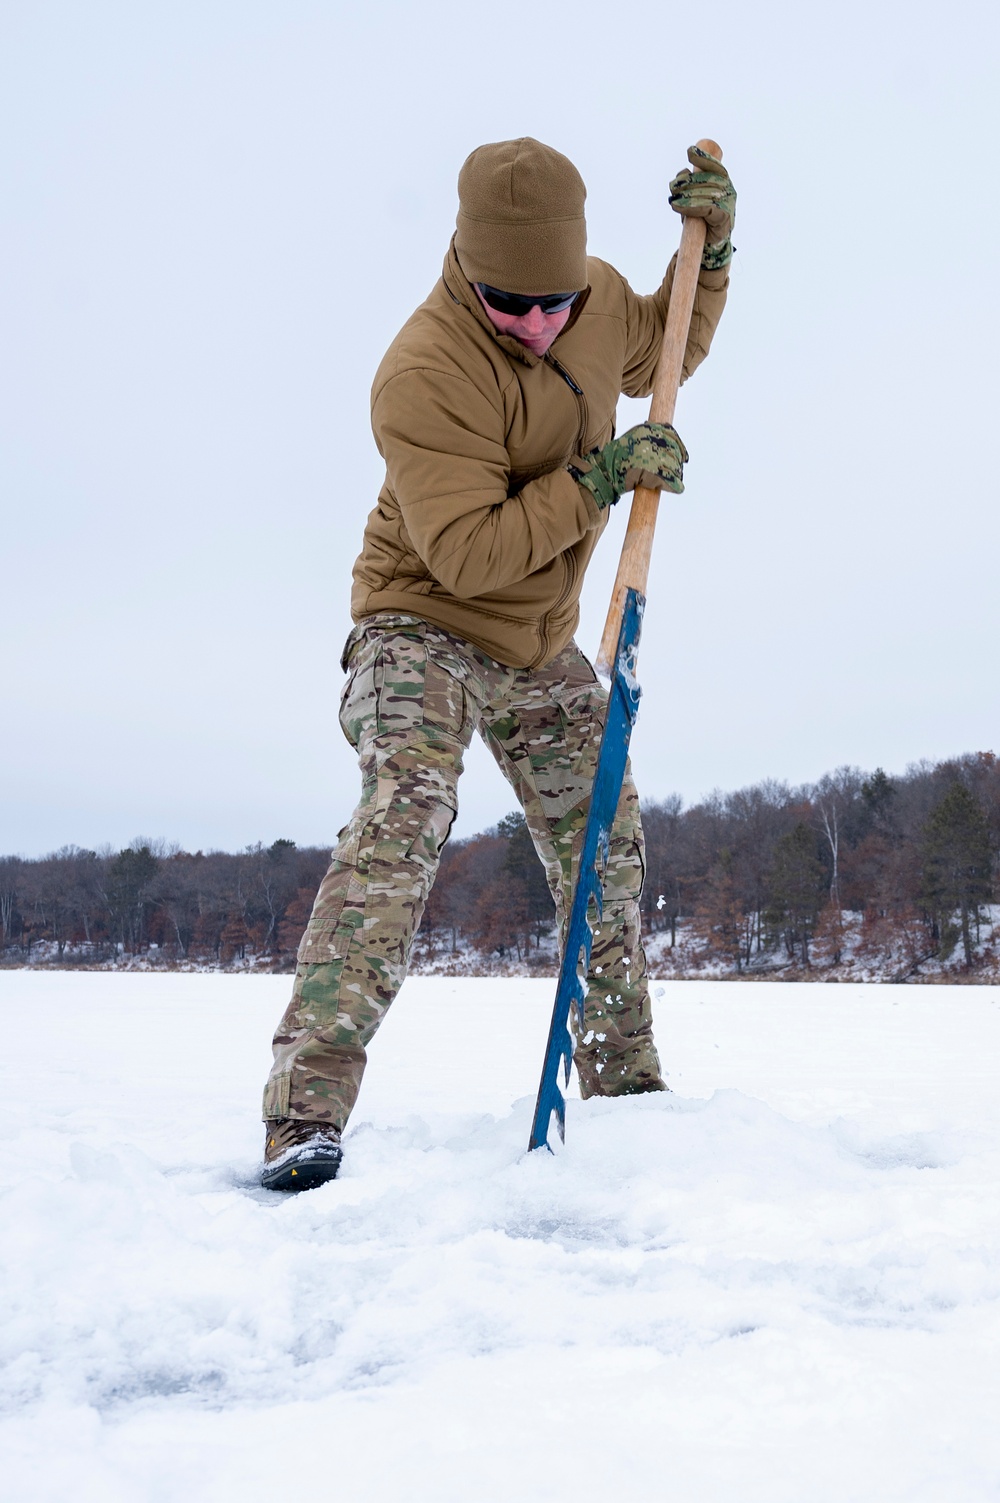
[2,973,1000,1502]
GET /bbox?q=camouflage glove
[669,144,736,271]
[568,422,689,511]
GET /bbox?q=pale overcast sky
[2,0,998,857]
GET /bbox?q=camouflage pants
[262,614,662,1129]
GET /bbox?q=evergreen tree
[106,845,160,952]
[921,783,992,966]
[861,768,897,834]
[765,822,827,965]
[497,812,554,942]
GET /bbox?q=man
[262,137,735,1190]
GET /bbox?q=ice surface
[2,973,1000,1502]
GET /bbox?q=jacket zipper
[535,354,590,665]
[546,353,590,457]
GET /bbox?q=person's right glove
[568,421,689,511]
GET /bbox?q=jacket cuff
[566,460,606,525]
[697,262,730,291]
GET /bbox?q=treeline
[638,751,998,973]
[0,840,330,964]
[1,751,997,974]
[420,751,999,974]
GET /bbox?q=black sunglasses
[477,283,579,317]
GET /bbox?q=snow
[2,972,1000,1502]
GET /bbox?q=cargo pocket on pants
[550,678,607,736]
[339,647,380,751]
[373,634,468,742]
[408,800,458,875]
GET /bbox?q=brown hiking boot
[261,1117,343,1192]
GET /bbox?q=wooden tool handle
[594,138,722,677]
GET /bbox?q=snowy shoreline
[5,904,998,985]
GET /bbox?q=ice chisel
[528,139,723,1153]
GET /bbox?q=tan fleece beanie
[455,137,587,296]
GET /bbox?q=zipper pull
[547,355,583,396]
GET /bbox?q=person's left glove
[569,422,689,511]
[669,145,736,270]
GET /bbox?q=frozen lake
[2,972,999,1502]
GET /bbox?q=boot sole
[261,1149,343,1192]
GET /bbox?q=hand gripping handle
[594,139,723,678]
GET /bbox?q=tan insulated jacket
[351,238,728,669]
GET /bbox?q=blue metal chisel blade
[528,588,644,1153]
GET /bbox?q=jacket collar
[441,237,591,368]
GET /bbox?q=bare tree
[812,766,864,910]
